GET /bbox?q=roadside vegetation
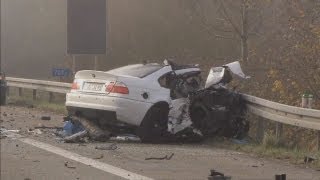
[206,134,320,169]
[6,88,67,115]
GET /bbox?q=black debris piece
[145,153,174,160]
[275,174,286,180]
[208,169,231,180]
[304,156,317,164]
[41,116,51,121]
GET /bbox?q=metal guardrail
[6,77,71,94]
[6,77,320,145]
[243,94,320,131]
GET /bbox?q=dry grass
[206,135,320,169]
[6,88,67,115]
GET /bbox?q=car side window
[158,72,175,89]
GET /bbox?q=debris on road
[76,116,110,142]
[145,153,174,160]
[275,174,286,180]
[92,154,104,159]
[0,128,22,138]
[28,129,42,135]
[109,134,141,142]
[95,143,118,150]
[0,128,20,139]
[62,120,85,137]
[34,126,62,130]
[41,116,51,121]
[0,128,20,133]
[64,161,76,169]
[304,156,317,164]
[57,116,111,143]
[64,130,88,143]
[208,169,232,180]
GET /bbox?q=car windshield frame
[107,63,164,78]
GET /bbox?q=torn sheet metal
[224,61,250,79]
[205,67,226,88]
[168,98,193,134]
[205,61,249,88]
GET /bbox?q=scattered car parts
[145,153,174,160]
[208,169,231,180]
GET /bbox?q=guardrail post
[275,123,283,140]
[317,131,320,151]
[32,90,37,100]
[256,118,265,142]
[6,87,10,96]
[18,88,23,97]
[49,92,54,102]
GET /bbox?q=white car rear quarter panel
[66,92,153,126]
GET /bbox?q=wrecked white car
[66,60,249,142]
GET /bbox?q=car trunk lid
[73,70,119,94]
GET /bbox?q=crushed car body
[65,60,249,142]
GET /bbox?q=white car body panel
[66,64,174,126]
[66,92,153,126]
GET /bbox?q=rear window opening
[107,63,163,78]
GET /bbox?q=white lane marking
[14,136,153,180]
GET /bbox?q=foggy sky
[1,0,66,79]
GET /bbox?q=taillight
[106,82,129,94]
[71,81,79,90]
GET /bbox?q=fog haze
[1,0,66,78]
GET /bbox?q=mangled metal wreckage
[65,60,249,142]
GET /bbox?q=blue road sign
[52,68,71,77]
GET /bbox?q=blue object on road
[62,121,85,137]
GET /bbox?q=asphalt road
[1,105,320,180]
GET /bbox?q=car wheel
[190,101,222,136]
[136,104,169,143]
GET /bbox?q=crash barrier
[243,94,320,149]
[6,77,71,102]
[6,77,320,148]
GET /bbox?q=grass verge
[7,95,67,115]
[206,135,320,169]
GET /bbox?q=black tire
[189,101,222,136]
[136,103,169,143]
